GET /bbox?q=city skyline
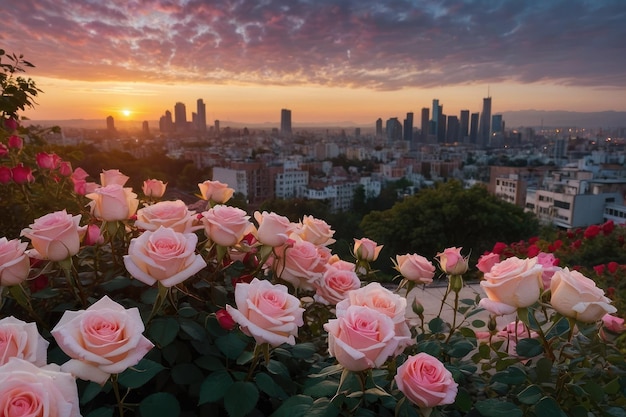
[2,0,625,124]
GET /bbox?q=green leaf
[256,372,288,399]
[99,275,133,292]
[269,395,314,417]
[583,380,605,402]
[80,381,105,405]
[86,407,114,417]
[304,380,340,398]
[454,388,473,413]
[147,317,180,347]
[224,381,259,417]
[138,392,180,417]
[535,396,567,417]
[199,370,233,404]
[267,359,290,379]
[474,399,523,417]
[472,319,486,328]
[118,359,165,389]
[177,304,198,318]
[517,384,543,405]
[171,363,204,385]
[416,340,442,357]
[447,340,475,358]
[291,342,317,359]
[428,317,445,333]
[491,366,526,385]
[515,338,543,358]
[179,318,206,341]
[216,333,248,360]
[535,358,553,383]
[195,355,226,371]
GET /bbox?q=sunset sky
[2,0,625,125]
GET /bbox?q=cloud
[2,0,625,90]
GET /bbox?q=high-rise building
[431,99,440,136]
[460,110,470,140]
[375,118,383,137]
[437,113,447,143]
[280,109,292,136]
[420,108,429,142]
[386,118,402,141]
[159,110,173,133]
[478,96,492,146]
[142,121,149,136]
[470,112,479,144]
[446,115,459,143]
[491,114,503,134]
[174,102,187,132]
[106,115,115,132]
[197,99,207,132]
[214,120,220,136]
[403,112,414,142]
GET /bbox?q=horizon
[3,0,626,124]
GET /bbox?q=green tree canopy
[360,180,540,267]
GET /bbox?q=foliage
[360,180,540,267]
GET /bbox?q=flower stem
[111,374,125,417]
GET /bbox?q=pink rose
[8,134,23,149]
[59,161,73,177]
[226,278,304,347]
[135,200,200,233]
[602,314,625,333]
[436,247,469,275]
[254,211,293,247]
[83,224,104,246]
[275,239,327,290]
[536,252,560,289]
[51,295,154,384]
[550,268,616,323]
[0,237,31,286]
[20,210,86,261]
[0,358,81,417]
[0,317,49,366]
[198,180,234,203]
[293,215,336,246]
[395,253,435,284]
[201,205,252,247]
[353,237,382,262]
[0,166,11,184]
[99,169,129,186]
[313,267,361,305]
[142,178,167,198]
[86,184,139,221]
[327,255,356,271]
[35,152,61,170]
[71,167,90,182]
[478,257,543,315]
[336,282,412,353]
[476,252,500,273]
[11,163,35,184]
[395,352,458,408]
[123,226,207,287]
[324,305,399,371]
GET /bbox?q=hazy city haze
[2,0,625,124]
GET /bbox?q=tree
[360,180,539,268]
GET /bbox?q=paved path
[404,282,517,331]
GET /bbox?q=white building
[275,170,309,199]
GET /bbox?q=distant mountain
[501,110,626,129]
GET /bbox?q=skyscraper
[420,107,429,142]
[375,118,383,137]
[174,102,187,132]
[403,112,414,142]
[386,118,402,141]
[431,99,440,137]
[460,110,470,140]
[197,99,207,132]
[106,115,115,132]
[478,96,492,146]
[470,113,479,144]
[280,109,292,136]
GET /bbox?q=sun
[121,109,131,117]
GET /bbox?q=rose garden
[1,51,625,417]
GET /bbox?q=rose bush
[1,53,625,417]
